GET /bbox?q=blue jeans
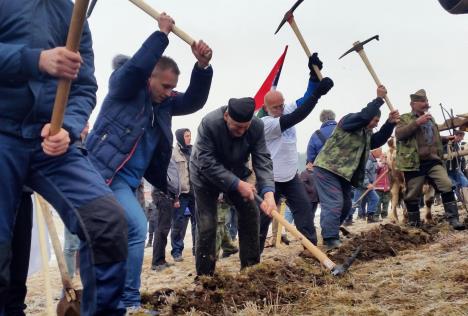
[0,134,127,316]
[313,167,352,241]
[354,187,379,216]
[284,205,294,224]
[171,194,195,258]
[448,170,468,187]
[110,176,147,308]
[64,228,80,279]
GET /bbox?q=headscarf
[175,128,192,156]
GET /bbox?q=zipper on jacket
[106,128,145,185]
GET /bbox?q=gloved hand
[313,77,333,98]
[308,52,323,82]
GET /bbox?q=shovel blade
[57,289,82,316]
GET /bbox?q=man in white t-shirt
[259,54,334,251]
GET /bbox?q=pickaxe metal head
[339,35,379,59]
[86,0,98,18]
[331,245,362,276]
[274,0,304,34]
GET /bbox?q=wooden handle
[356,48,395,112]
[271,209,335,269]
[36,195,76,299]
[34,194,54,316]
[129,0,195,46]
[444,148,468,159]
[353,169,389,206]
[288,18,323,81]
[256,195,335,270]
[50,0,90,135]
[275,202,286,247]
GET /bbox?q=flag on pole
[254,45,288,111]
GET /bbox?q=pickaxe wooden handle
[355,46,395,112]
[129,0,195,46]
[255,195,335,270]
[34,194,54,316]
[36,195,78,302]
[50,0,90,135]
[288,17,323,81]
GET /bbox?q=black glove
[308,52,323,82]
[313,77,334,98]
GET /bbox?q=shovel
[255,194,360,276]
[36,195,81,316]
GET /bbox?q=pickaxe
[339,35,396,112]
[274,0,323,81]
[255,194,361,276]
[88,0,198,47]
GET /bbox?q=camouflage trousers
[216,203,238,257]
[375,190,390,218]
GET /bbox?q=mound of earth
[331,223,436,262]
[141,222,448,315]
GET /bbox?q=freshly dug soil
[331,223,436,262]
[142,258,327,315]
[142,223,442,315]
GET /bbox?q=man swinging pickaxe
[339,35,396,112]
[274,0,323,81]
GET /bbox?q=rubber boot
[443,201,466,230]
[406,202,421,227]
[367,213,378,223]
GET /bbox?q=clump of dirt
[142,259,327,315]
[332,223,435,263]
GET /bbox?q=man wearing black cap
[395,89,465,230]
[190,97,276,276]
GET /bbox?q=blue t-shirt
[118,106,160,188]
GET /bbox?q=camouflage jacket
[395,113,444,171]
[314,125,372,187]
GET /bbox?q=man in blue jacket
[86,13,213,311]
[307,109,337,163]
[0,1,128,315]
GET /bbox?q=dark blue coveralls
[0,1,128,315]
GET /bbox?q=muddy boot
[146,233,153,248]
[406,202,421,227]
[443,201,466,230]
[367,213,378,223]
[323,238,342,251]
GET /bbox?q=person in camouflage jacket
[313,86,399,249]
[395,89,465,230]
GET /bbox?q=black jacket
[190,106,275,195]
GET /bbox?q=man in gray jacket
[190,97,277,276]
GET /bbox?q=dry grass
[25,205,467,315]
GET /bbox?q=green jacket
[395,113,444,171]
[314,125,372,187]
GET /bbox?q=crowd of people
[1,3,467,316]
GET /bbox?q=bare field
[25,205,467,315]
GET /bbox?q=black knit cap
[227,97,255,123]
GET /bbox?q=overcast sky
[87,0,468,152]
